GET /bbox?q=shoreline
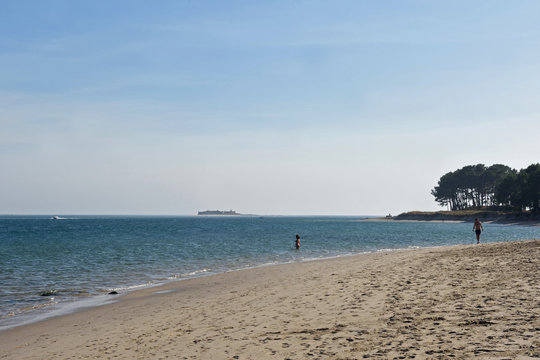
[0,247,419,332]
[389,210,540,226]
[365,217,540,226]
[1,239,539,359]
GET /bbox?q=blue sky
[1,0,539,215]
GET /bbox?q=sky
[1,0,539,215]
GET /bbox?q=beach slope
[1,240,539,359]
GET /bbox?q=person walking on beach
[473,218,483,244]
[295,234,301,250]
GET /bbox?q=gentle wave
[170,268,210,279]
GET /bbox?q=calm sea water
[1,215,539,330]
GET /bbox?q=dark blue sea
[1,215,539,330]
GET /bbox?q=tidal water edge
[1,215,539,330]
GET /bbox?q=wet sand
[1,240,539,359]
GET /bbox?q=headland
[382,210,540,225]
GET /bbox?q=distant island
[197,210,241,216]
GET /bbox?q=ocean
[1,215,539,330]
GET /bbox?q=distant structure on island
[197,210,241,216]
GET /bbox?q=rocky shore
[394,210,540,224]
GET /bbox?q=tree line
[431,163,540,213]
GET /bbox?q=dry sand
[1,240,539,359]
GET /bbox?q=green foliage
[515,164,540,212]
[432,163,539,212]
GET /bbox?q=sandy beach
[1,240,539,359]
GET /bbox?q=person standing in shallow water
[473,218,483,244]
[295,234,300,250]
